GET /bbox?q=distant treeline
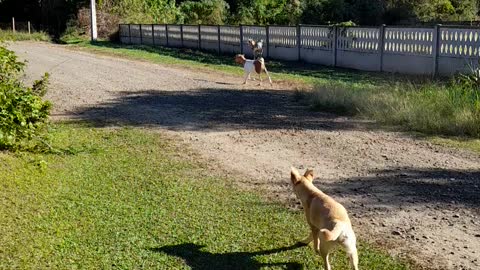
[1,0,479,36]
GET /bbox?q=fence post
[128,24,132,44]
[198,24,201,50]
[180,24,184,47]
[139,24,143,44]
[297,24,301,61]
[217,25,221,55]
[240,24,244,54]
[266,25,270,59]
[28,21,31,34]
[379,24,386,72]
[12,17,15,32]
[432,24,441,77]
[166,25,169,47]
[332,26,338,67]
[152,24,155,46]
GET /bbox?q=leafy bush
[0,44,51,150]
[178,0,229,25]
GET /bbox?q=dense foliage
[1,0,479,37]
[0,44,51,150]
[178,0,229,24]
[92,0,480,25]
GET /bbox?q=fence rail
[119,23,480,76]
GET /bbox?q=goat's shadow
[150,242,305,270]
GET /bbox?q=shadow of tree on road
[318,167,480,210]
[71,88,372,131]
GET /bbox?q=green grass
[0,123,410,269]
[430,136,480,154]
[0,29,50,42]
[304,81,480,137]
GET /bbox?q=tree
[178,0,229,24]
[300,0,350,25]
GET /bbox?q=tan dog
[234,54,272,86]
[290,167,359,270]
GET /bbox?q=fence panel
[182,25,199,49]
[200,25,219,52]
[438,27,480,75]
[119,24,130,44]
[336,27,380,71]
[153,24,167,46]
[219,26,240,55]
[268,26,298,61]
[383,27,434,75]
[129,24,141,44]
[166,25,182,47]
[300,26,333,66]
[141,24,153,45]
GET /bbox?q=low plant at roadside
[305,80,480,137]
[0,44,51,150]
[455,60,480,90]
[0,29,50,42]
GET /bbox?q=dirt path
[12,42,480,270]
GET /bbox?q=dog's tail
[320,222,345,241]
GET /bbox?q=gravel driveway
[11,41,480,270]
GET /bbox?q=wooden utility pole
[90,0,98,41]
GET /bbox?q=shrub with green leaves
[0,44,51,150]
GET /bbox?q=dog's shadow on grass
[150,242,305,270]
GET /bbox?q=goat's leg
[243,72,250,84]
[264,67,273,85]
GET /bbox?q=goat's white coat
[239,57,272,86]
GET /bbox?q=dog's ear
[304,169,314,182]
[291,167,302,185]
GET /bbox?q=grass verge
[0,123,410,269]
[0,29,50,42]
[303,81,480,137]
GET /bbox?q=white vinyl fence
[119,24,480,76]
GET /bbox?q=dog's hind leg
[320,250,332,270]
[320,245,332,270]
[347,247,359,270]
[343,236,359,270]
